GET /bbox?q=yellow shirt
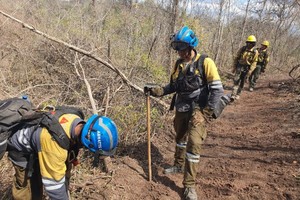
[234,46,259,74]
[38,114,80,181]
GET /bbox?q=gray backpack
[0,97,84,160]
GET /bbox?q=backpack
[0,97,84,160]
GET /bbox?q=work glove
[202,107,214,122]
[144,85,164,97]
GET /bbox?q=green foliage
[110,103,163,147]
[140,53,168,83]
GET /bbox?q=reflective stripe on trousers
[186,152,200,163]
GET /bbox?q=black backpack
[169,54,208,110]
[0,97,84,160]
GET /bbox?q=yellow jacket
[257,48,270,69]
[38,113,82,199]
[163,50,223,110]
[8,113,83,200]
[234,46,259,74]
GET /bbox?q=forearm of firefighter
[39,152,69,200]
[203,58,224,109]
[207,84,224,109]
[232,58,238,73]
[232,47,243,72]
[42,176,68,200]
[163,82,176,95]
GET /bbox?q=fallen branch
[75,53,98,114]
[0,10,168,109]
[289,64,300,80]
[71,181,94,188]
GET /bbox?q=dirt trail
[95,74,300,200]
[0,75,299,200]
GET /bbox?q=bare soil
[1,74,299,200]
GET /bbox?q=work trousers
[173,107,207,188]
[249,64,262,88]
[12,162,43,200]
[232,64,250,96]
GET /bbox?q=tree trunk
[238,0,251,48]
[167,0,179,74]
[214,0,226,67]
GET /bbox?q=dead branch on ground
[289,64,300,80]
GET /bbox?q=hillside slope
[1,74,299,200]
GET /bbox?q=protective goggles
[171,41,190,51]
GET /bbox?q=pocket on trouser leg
[12,165,32,200]
[14,166,28,189]
[190,109,205,128]
[187,117,207,155]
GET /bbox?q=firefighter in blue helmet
[145,26,228,200]
[7,111,118,200]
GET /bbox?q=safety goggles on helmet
[171,41,190,51]
[81,114,118,156]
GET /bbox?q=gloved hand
[144,85,164,97]
[202,107,214,122]
[261,68,265,73]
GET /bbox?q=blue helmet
[81,114,118,155]
[171,26,199,51]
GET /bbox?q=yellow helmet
[261,40,269,47]
[246,35,256,42]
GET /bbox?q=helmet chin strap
[87,115,101,141]
[93,150,101,167]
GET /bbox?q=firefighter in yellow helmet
[248,40,270,91]
[231,35,259,100]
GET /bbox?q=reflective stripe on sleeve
[209,80,223,89]
[42,177,65,191]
